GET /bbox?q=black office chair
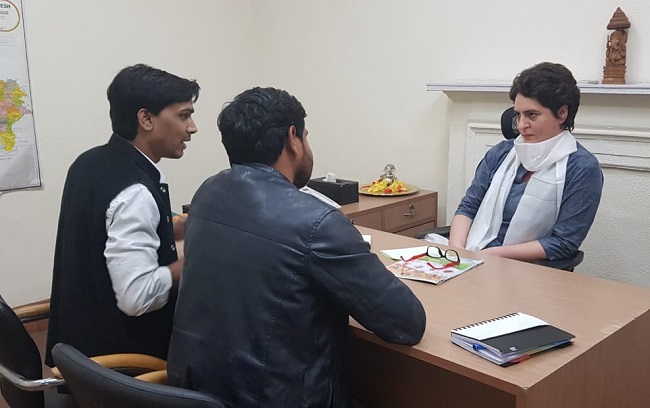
[416,107,584,272]
[0,294,171,408]
[500,106,519,140]
[0,295,75,408]
[51,343,226,408]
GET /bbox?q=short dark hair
[509,62,580,131]
[107,64,200,140]
[217,87,306,165]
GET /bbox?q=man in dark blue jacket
[168,87,426,408]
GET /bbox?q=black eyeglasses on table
[400,245,461,270]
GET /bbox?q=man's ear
[557,105,569,123]
[285,125,300,156]
[137,108,154,132]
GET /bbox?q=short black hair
[217,87,306,165]
[509,62,580,131]
[107,64,200,140]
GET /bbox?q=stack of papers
[381,246,483,285]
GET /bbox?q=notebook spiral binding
[452,312,520,332]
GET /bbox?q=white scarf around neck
[465,130,577,252]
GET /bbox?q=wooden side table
[340,190,437,237]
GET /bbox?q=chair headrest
[501,107,520,140]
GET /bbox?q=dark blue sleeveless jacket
[45,134,177,366]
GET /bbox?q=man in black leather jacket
[167,87,426,408]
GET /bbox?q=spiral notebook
[450,312,574,366]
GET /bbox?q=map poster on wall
[0,0,41,192]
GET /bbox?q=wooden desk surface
[178,225,650,406]
[353,226,650,407]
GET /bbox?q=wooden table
[351,226,650,408]
[340,190,437,237]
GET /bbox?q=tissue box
[307,177,359,205]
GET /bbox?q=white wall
[251,1,450,206]
[251,0,650,287]
[250,0,650,200]
[3,0,650,305]
[1,0,254,305]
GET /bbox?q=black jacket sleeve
[307,210,426,345]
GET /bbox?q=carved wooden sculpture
[602,7,631,84]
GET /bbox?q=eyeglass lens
[426,246,459,262]
[444,250,459,262]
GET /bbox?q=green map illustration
[0,79,32,152]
